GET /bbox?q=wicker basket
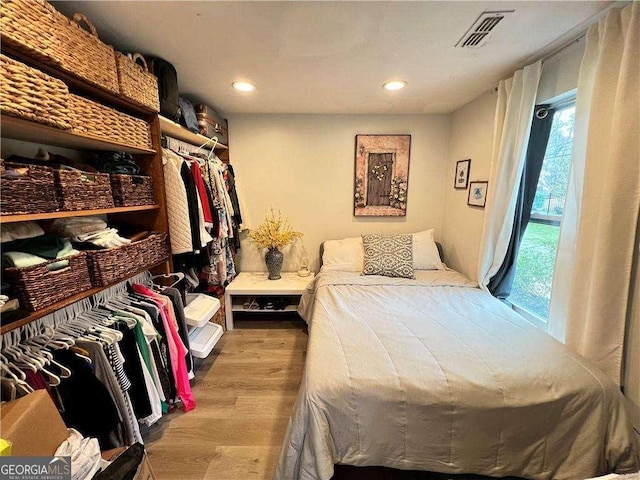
[56,13,119,94]
[1,161,59,215]
[3,253,92,311]
[0,0,62,67]
[55,170,114,211]
[212,297,226,331]
[0,54,70,130]
[86,232,170,287]
[67,94,153,150]
[110,174,155,207]
[116,53,159,112]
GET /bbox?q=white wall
[228,114,450,273]
[440,91,497,280]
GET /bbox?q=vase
[265,248,284,280]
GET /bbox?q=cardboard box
[0,390,68,456]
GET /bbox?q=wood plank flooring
[144,318,308,480]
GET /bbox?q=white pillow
[321,230,443,271]
[413,229,444,270]
[322,236,364,271]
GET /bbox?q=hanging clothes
[160,287,193,376]
[132,284,196,412]
[191,161,213,228]
[53,349,121,449]
[162,149,194,255]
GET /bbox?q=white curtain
[477,62,542,290]
[548,3,639,384]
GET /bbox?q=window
[510,103,576,324]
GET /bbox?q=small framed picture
[467,181,488,207]
[454,159,470,189]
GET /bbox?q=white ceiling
[54,1,611,115]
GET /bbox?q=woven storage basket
[86,232,170,287]
[55,170,114,211]
[3,253,92,311]
[67,94,153,150]
[56,13,119,94]
[116,53,160,112]
[0,0,62,67]
[110,174,155,207]
[1,161,59,215]
[0,54,70,130]
[212,297,226,331]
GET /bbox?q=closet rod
[1,271,152,347]
[163,135,211,154]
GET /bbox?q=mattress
[275,270,639,480]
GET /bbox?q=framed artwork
[454,159,470,189]
[467,181,489,207]
[354,134,411,217]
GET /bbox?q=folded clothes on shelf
[2,235,79,271]
[0,222,45,243]
[72,228,131,249]
[50,216,108,238]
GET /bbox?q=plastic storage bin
[188,323,223,359]
[184,293,220,328]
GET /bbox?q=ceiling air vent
[456,10,514,49]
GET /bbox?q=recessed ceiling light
[382,81,407,91]
[232,81,256,92]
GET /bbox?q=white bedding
[276,270,639,480]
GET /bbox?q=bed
[274,236,639,480]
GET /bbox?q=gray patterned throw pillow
[361,234,414,278]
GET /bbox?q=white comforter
[275,270,639,480]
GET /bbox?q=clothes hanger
[3,345,40,372]
[0,353,27,381]
[151,272,185,290]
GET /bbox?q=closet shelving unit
[0,48,172,335]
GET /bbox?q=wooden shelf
[0,204,160,224]
[2,46,156,117]
[1,115,157,154]
[159,116,228,150]
[0,259,169,335]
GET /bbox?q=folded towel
[2,233,66,259]
[50,216,108,238]
[2,251,69,270]
[0,222,45,243]
[2,240,78,271]
[73,228,131,249]
[0,299,19,313]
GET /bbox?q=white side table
[224,272,315,330]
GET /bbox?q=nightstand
[224,272,315,330]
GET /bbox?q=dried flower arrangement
[248,208,302,250]
[389,177,407,209]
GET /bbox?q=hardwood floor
[145,317,308,480]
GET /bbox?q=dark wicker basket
[2,253,92,311]
[86,232,170,287]
[1,161,59,215]
[110,174,155,207]
[54,169,114,211]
